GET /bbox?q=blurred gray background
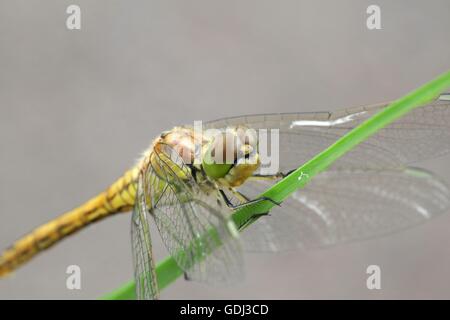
[1,0,450,299]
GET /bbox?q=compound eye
[202,143,233,179]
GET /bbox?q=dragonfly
[1,94,450,299]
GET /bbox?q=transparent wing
[144,143,243,283]
[205,94,450,173]
[131,174,159,300]
[238,168,450,252]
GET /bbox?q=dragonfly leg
[229,189,251,203]
[219,189,281,210]
[248,173,284,181]
[219,189,277,230]
[248,170,295,181]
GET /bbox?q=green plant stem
[102,70,450,300]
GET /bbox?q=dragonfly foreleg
[248,170,295,181]
[218,189,281,210]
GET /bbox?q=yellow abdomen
[0,166,140,277]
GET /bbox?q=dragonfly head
[201,126,260,187]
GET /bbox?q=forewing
[131,174,159,300]
[238,168,450,252]
[205,95,450,173]
[145,144,244,283]
[203,95,450,252]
